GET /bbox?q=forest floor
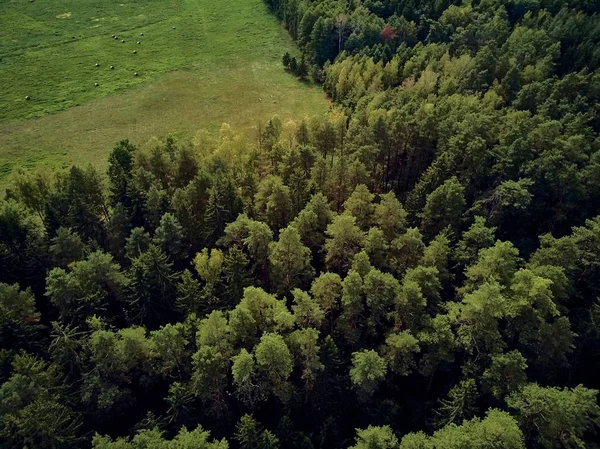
[0,0,328,187]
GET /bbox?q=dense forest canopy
[2,0,600,448]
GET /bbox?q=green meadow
[0,0,328,185]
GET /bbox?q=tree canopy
[3,0,600,447]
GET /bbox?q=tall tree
[128,245,179,328]
[255,175,293,233]
[46,251,127,325]
[107,140,136,205]
[153,213,184,261]
[269,226,314,294]
[507,384,600,449]
[350,349,387,400]
[421,177,466,240]
[343,184,375,231]
[324,215,365,272]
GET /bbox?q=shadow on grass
[283,68,317,87]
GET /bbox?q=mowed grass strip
[0,0,328,185]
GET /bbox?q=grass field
[0,0,328,186]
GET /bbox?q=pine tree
[176,269,203,316]
[297,55,309,79]
[153,212,184,261]
[106,203,131,262]
[235,415,280,449]
[128,245,179,328]
[224,246,252,307]
[282,52,291,68]
[269,226,314,294]
[433,379,478,428]
[107,140,136,205]
[204,185,229,247]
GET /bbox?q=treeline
[1,114,600,448]
[269,0,600,73]
[267,0,600,245]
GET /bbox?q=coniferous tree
[269,226,314,294]
[107,140,136,205]
[224,245,252,306]
[106,203,131,262]
[128,245,179,328]
[204,185,229,247]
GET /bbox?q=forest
[2,0,600,448]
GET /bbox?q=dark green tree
[49,227,87,268]
[235,415,280,449]
[128,245,179,328]
[107,140,136,205]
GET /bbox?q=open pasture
[0,0,328,185]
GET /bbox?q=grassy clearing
[0,0,328,185]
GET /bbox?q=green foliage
[2,398,81,449]
[339,269,366,345]
[349,426,399,449]
[194,248,224,287]
[461,241,520,293]
[364,227,389,269]
[389,228,425,277]
[153,213,184,260]
[352,251,372,278]
[49,227,87,268]
[255,332,294,399]
[176,269,203,316]
[374,192,408,242]
[421,232,452,283]
[455,217,496,267]
[363,269,400,329]
[0,354,81,449]
[150,323,188,377]
[291,192,333,256]
[229,287,294,346]
[92,425,229,449]
[4,0,600,447]
[191,345,228,400]
[224,245,252,305]
[311,272,343,328]
[197,310,231,353]
[344,184,375,231]
[433,379,478,428]
[324,215,365,272]
[204,184,231,247]
[235,415,280,449]
[288,328,323,391]
[106,203,131,261]
[232,349,263,407]
[383,331,420,376]
[128,245,178,328]
[107,140,136,205]
[399,409,524,449]
[350,349,387,397]
[256,175,293,232]
[269,226,314,294]
[292,289,325,329]
[0,200,48,283]
[223,213,273,282]
[482,350,528,400]
[46,251,127,324]
[0,283,40,350]
[421,177,466,239]
[507,384,600,449]
[126,227,151,259]
[45,165,109,242]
